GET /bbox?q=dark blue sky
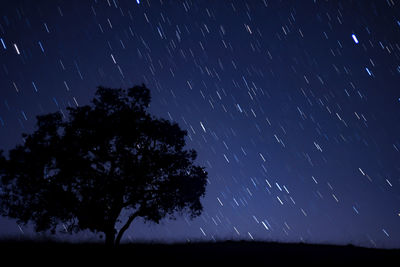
[0,0,400,248]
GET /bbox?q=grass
[1,238,398,265]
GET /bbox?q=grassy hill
[1,239,398,265]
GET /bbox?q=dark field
[1,240,398,265]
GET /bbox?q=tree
[0,84,208,246]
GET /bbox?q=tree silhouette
[0,85,208,246]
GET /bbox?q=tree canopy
[0,84,208,246]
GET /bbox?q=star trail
[0,0,400,248]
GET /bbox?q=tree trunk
[105,230,115,247]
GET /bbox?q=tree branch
[115,210,141,246]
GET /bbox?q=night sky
[0,0,400,249]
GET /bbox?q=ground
[0,239,398,265]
